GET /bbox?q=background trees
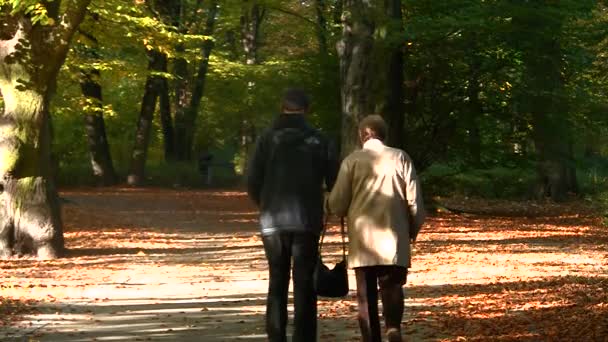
[1,0,608,258]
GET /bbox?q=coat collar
[272,113,310,130]
[362,138,385,151]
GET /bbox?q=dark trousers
[355,265,408,342]
[262,231,319,342]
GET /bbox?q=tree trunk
[158,75,174,161]
[173,45,192,161]
[382,0,405,149]
[315,0,329,56]
[173,0,219,162]
[0,82,64,259]
[241,3,265,66]
[337,0,378,157]
[466,75,482,167]
[0,1,91,259]
[80,68,118,185]
[239,2,265,171]
[146,0,179,162]
[532,112,578,201]
[127,49,167,186]
[513,9,578,201]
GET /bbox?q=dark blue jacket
[247,114,338,235]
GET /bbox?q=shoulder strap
[319,216,346,261]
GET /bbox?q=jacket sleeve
[327,158,353,217]
[402,153,426,241]
[246,134,267,207]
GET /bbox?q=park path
[0,189,365,341]
[1,188,607,341]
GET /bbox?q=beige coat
[328,139,425,268]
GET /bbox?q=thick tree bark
[0,83,64,259]
[337,0,378,157]
[80,67,117,185]
[127,50,168,186]
[382,0,405,149]
[0,1,91,259]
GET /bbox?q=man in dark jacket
[247,88,338,342]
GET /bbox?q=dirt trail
[1,188,607,341]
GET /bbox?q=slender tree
[238,0,265,170]
[127,49,169,186]
[0,0,91,259]
[174,0,219,161]
[241,1,265,66]
[78,21,117,186]
[315,0,329,56]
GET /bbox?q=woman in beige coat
[327,115,426,342]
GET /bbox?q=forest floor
[1,188,607,341]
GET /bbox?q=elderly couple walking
[247,88,426,342]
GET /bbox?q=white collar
[362,138,385,150]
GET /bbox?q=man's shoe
[387,328,402,342]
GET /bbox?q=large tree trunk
[0,82,64,259]
[382,0,405,149]
[80,68,118,185]
[127,50,168,186]
[337,0,378,157]
[0,2,91,259]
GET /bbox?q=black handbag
[315,217,349,298]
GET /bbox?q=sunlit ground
[1,188,607,341]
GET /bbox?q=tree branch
[55,0,92,55]
[266,5,317,27]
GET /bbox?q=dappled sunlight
[1,190,607,341]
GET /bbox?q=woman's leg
[355,267,382,342]
[378,266,408,342]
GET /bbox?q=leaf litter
[0,188,606,341]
